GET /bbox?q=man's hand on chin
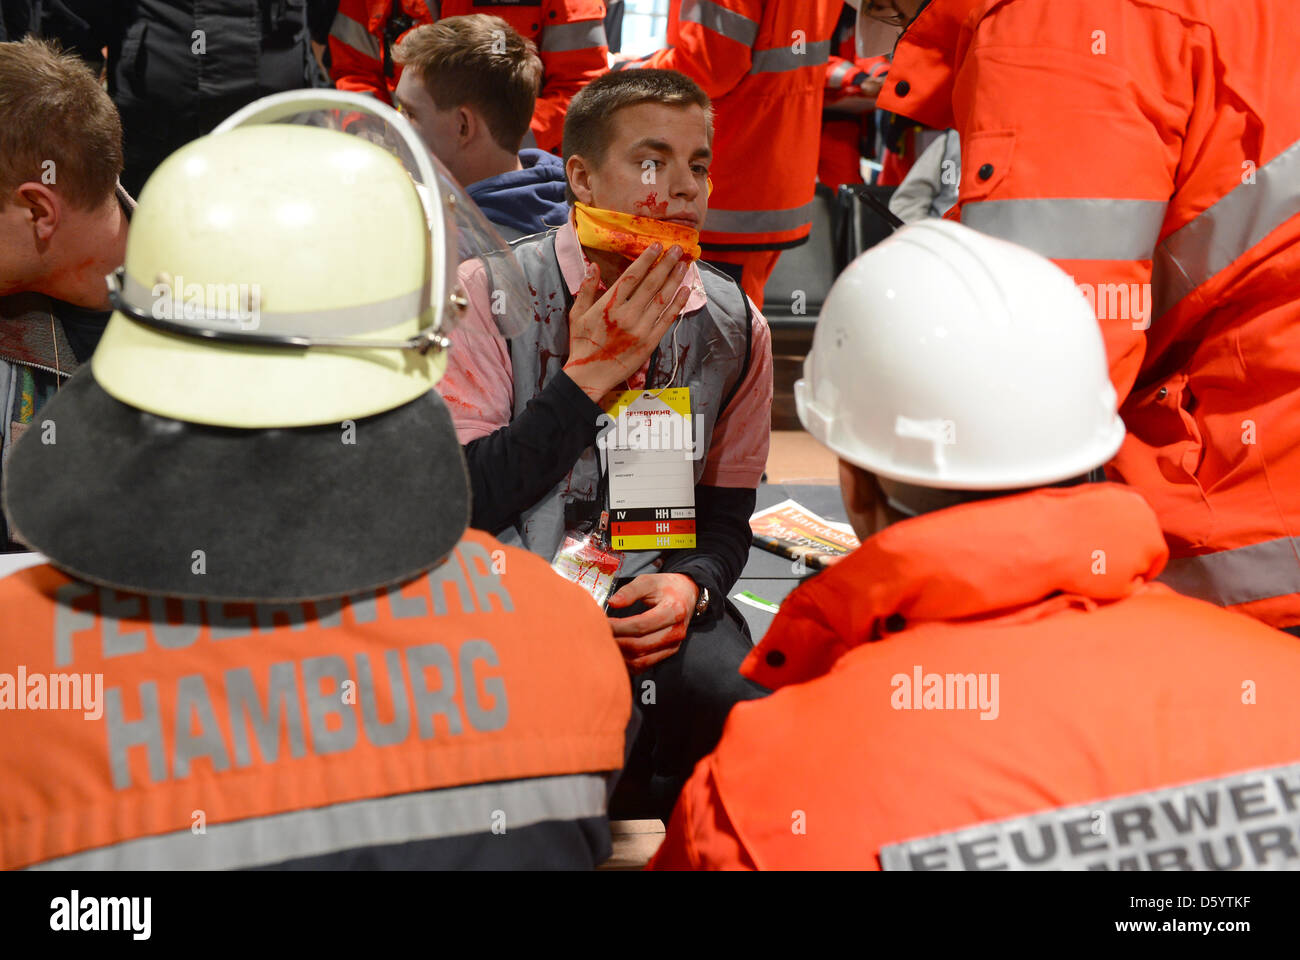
[607,573,699,673]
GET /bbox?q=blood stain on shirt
[441,392,483,418]
[538,347,563,394]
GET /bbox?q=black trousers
[608,597,770,822]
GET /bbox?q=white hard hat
[795,219,1126,490]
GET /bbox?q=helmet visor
[116,89,534,348]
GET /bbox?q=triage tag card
[603,387,697,550]
[551,534,623,608]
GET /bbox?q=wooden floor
[766,322,838,484]
[766,429,839,484]
[600,820,666,870]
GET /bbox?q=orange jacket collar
[743,484,1169,690]
[876,0,987,130]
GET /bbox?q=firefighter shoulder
[329,0,608,151]
[877,0,1300,629]
[649,220,1300,871]
[0,111,630,871]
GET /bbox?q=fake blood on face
[634,193,670,218]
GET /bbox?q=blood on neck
[583,246,634,290]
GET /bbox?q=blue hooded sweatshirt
[467,149,571,242]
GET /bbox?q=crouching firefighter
[651,220,1300,871]
[0,92,631,871]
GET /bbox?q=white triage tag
[550,533,623,609]
[602,387,697,551]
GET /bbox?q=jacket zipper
[0,353,70,378]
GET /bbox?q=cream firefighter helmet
[96,90,529,429]
[796,218,1126,489]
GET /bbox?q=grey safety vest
[497,228,753,577]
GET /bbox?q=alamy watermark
[0,666,103,719]
[595,411,706,461]
[50,891,150,940]
[151,274,261,330]
[891,664,1000,720]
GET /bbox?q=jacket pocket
[1125,372,1207,485]
[959,129,1016,202]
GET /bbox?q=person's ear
[838,458,880,541]
[456,106,474,146]
[566,155,595,205]
[839,459,873,513]
[16,183,60,243]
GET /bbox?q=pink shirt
[438,218,772,488]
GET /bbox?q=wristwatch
[693,585,711,620]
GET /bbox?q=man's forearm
[462,371,604,534]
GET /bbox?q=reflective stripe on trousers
[704,200,818,236]
[751,39,830,73]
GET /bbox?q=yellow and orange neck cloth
[572,178,712,263]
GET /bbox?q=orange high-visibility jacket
[650,486,1300,870]
[329,0,609,152]
[877,0,1300,628]
[820,19,890,191]
[0,530,631,870]
[624,0,843,250]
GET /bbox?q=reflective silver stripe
[329,11,381,61]
[119,274,427,337]
[704,200,817,235]
[751,39,831,73]
[1157,537,1300,607]
[827,59,855,86]
[541,21,607,52]
[1153,136,1300,319]
[28,773,607,870]
[881,761,1300,871]
[680,0,759,47]
[963,198,1167,262]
